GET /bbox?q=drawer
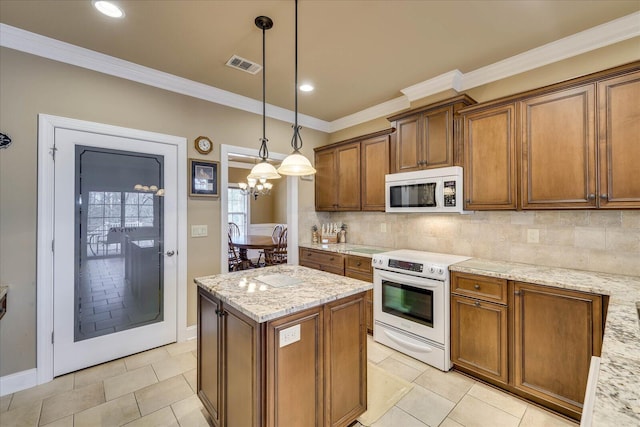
[345,255,373,275]
[299,248,345,269]
[451,272,508,304]
[345,270,373,283]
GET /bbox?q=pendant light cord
[259,20,269,161]
[291,0,303,152]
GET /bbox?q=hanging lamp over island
[248,15,281,181]
[277,0,316,176]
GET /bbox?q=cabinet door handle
[474,301,480,307]
[474,284,480,290]
[465,199,471,203]
[587,194,595,200]
[600,194,609,200]
[514,290,521,296]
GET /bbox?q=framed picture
[189,159,219,198]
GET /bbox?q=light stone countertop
[195,265,373,323]
[298,242,394,258]
[450,258,640,426]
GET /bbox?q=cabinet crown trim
[387,94,476,122]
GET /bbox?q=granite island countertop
[298,242,394,257]
[195,265,373,323]
[450,258,640,426]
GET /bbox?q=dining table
[230,234,279,264]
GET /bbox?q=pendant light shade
[250,15,281,181]
[277,0,316,176]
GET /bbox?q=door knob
[166,250,175,257]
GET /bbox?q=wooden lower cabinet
[512,282,603,419]
[450,272,603,421]
[451,295,508,385]
[198,287,367,427]
[299,248,345,276]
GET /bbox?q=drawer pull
[474,284,480,290]
[474,301,480,307]
[356,261,361,266]
[329,257,334,261]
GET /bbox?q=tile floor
[0,337,578,427]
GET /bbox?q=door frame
[36,114,188,384]
[220,144,299,272]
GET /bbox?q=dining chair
[264,227,287,266]
[228,233,249,271]
[257,224,284,266]
[228,222,241,238]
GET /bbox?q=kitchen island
[195,265,372,427]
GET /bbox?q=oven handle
[375,269,443,289]
[383,329,434,353]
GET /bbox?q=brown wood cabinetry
[461,61,640,210]
[520,84,597,209]
[388,95,475,173]
[315,142,361,211]
[463,103,518,210]
[198,286,367,427]
[299,248,345,275]
[344,254,374,334]
[450,272,604,421]
[451,273,509,384]
[512,282,602,419]
[315,129,392,212]
[360,135,390,211]
[598,71,640,208]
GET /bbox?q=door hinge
[52,240,54,252]
[50,145,58,160]
[51,331,54,344]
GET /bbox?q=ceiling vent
[225,55,262,75]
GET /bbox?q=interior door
[53,127,178,376]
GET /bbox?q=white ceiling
[1,0,639,130]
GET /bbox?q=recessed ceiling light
[92,1,125,18]
[299,84,314,92]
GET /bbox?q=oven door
[374,268,445,344]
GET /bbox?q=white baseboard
[0,368,38,397]
[185,324,197,341]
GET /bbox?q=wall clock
[195,136,213,155]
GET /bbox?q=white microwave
[385,166,467,213]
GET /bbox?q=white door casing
[37,114,187,383]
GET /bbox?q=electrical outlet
[380,223,387,233]
[191,225,208,237]
[279,324,300,348]
[527,229,539,244]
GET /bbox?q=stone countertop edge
[449,258,640,425]
[195,265,373,324]
[0,286,7,300]
[298,242,394,258]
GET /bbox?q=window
[228,185,248,236]
[86,191,155,257]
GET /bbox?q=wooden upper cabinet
[361,135,389,211]
[336,143,361,211]
[520,84,597,209]
[315,141,361,211]
[598,70,640,208]
[463,103,518,210]
[390,95,475,173]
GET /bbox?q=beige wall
[0,47,327,377]
[228,166,286,224]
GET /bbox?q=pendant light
[248,16,281,181]
[277,0,317,176]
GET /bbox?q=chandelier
[239,177,273,200]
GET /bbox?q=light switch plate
[279,324,300,348]
[191,225,208,237]
[527,229,539,244]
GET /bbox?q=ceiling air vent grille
[225,55,262,75]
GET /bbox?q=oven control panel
[372,249,470,280]
[388,259,423,273]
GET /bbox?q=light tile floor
[0,337,578,427]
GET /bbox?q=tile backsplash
[299,209,640,277]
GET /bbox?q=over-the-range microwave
[385,166,468,214]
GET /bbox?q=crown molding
[0,23,332,133]
[328,96,410,133]
[2,11,638,135]
[401,70,464,101]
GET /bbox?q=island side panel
[266,306,324,427]
[324,292,368,427]
[198,288,223,426]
